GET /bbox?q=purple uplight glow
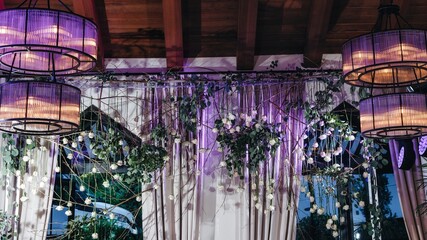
[0,8,97,75]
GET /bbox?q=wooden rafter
[303,0,334,68]
[236,0,258,70]
[162,0,184,70]
[73,0,111,70]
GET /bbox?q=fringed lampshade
[342,4,427,88]
[359,93,427,138]
[0,81,80,135]
[0,8,97,75]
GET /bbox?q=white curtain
[0,137,58,239]
[138,82,305,240]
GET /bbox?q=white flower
[326,223,332,229]
[302,134,308,139]
[309,208,315,213]
[153,184,159,190]
[359,201,365,208]
[91,167,97,173]
[55,205,64,211]
[246,116,253,122]
[91,211,97,218]
[331,224,337,230]
[15,170,21,176]
[255,203,261,209]
[20,196,28,202]
[307,157,314,164]
[332,214,338,221]
[320,151,326,158]
[67,153,73,160]
[255,123,261,129]
[71,142,78,148]
[343,205,349,211]
[169,195,175,200]
[362,162,369,169]
[269,139,277,146]
[267,194,274,200]
[319,134,327,140]
[55,166,61,173]
[228,113,236,120]
[317,208,324,215]
[217,147,223,152]
[32,171,38,177]
[191,139,198,145]
[67,201,73,207]
[348,135,355,141]
[136,196,142,202]
[65,210,72,216]
[84,198,92,205]
[306,192,311,197]
[327,218,333,225]
[217,184,224,191]
[174,138,181,143]
[26,138,33,145]
[102,181,110,188]
[309,196,315,202]
[78,135,84,142]
[319,121,324,126]
[110,164,118,170]
[79,185,86,192]
[219,161,227,167]
[324,155,332,162]
[62,138,69,145]
[109,213,115,219]
[163,155,170,161]
[300,186,306,193]
[113,174,120,180]
[118,140,124,146]
[312,142,319,148]
[262,115,267,122]
[363,172,369,178]
[312,204,318,210]
[212,128,218,133]
[269,205,275,211]
[88,132,94,138]
[340,216,345,223]
[92,233,98,239]
[229,128,235,133]
[335,202,341,208]
[23,156,30,162]
[332,231,339,238]
[39,182,45,188]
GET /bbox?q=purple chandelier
[0,4,97,75]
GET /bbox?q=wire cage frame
[0,80,81,135]
[0,7,98,75]
[359,92,427,139]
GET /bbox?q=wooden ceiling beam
[162,0,184,70]
[303,0,334,68]
[236,0,258,70]
[73,0,111,70]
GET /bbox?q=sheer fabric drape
[0,137,58,239]
[389,139,427,240]
[135,82,305,240]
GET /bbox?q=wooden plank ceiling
[4,0,427,70]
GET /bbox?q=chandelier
[359,93,427,138]
[0,1,98,75]
[0,80,81,135]
[342,4,427,88]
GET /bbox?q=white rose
[317,208,324,215]
[348,135,355,141]
[363,172,369,178]
[307,157,314,164]
[359,201,365,208]
[62,138,68,145]
[309,196,315,202]
[102,181,110,188]
[78,135,84,142]
[79,185,86,192]
[319,134,327,140]
[55,166,61,173]
[88,132,94,138]
[26,139,33,145]
[332,231,339,238]
[109,213,115,219]
[71,142,78,148]
[343,205,349,211]
[92,233,98,239]
[110,164,118,170]
[212,128,218,133]
[65,210,72,216]
[332,214,338,221]
[55,205,64,211]
[84,198,92,205]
